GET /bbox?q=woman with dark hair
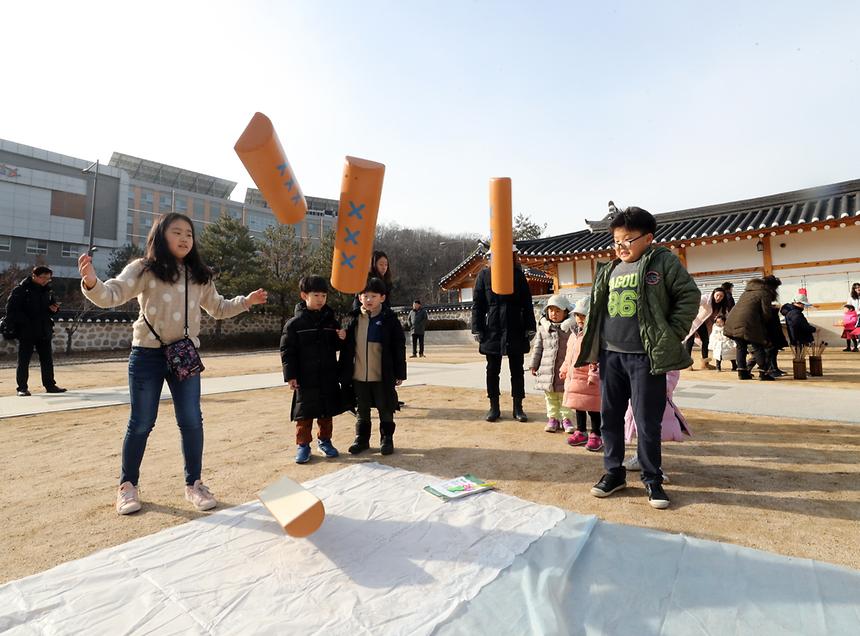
[79,213,268,515]
[683,287,730,367]
[849,282,860,312]
[352,250,393,311]
[723,275,782,380]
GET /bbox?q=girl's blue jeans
[121,346,204,487]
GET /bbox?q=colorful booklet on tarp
[424,474,496,501]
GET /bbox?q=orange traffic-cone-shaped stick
[489,177,514,295]
[234,112,307,224]
[331,157,385,294]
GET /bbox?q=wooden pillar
[550,263,560,292]
[590,258,595,281]
[677,245,687,269]
[761,236,773,276]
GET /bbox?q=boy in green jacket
[575,206,699,509]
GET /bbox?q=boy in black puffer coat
[280,276,348,464]
[340,278,407,456]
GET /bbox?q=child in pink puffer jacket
[559,298,603,452]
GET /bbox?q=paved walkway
[1,361,856,423]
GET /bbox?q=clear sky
[2,1,858,236]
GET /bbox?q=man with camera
[5,266,66,396]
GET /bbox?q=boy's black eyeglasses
[612,234,647,250]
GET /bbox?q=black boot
[758,371,775,381]
[348,420,371,454]
[737,369,753,380]
[485,396,501,422]
[380,421,396,456]
[513,397,528,422]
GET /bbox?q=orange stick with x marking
[331,156,385,294]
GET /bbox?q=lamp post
[82,160,100,256]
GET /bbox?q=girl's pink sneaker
[567,430,588,446]
[585,433,604,452]
[562,418,575,433]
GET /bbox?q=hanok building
[441,179,860,312]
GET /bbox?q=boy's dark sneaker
[590,473,627,498]
[380,435,394,456]
[317,439,339,458]
[737,369,753,380]
[45,385,67,393]
[17,390,31,397]
[758,372,775,381]
[645,483,670,509]
[295,444,311,464]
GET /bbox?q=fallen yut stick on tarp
[258,475,325,537]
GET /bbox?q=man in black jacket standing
[471,250,536,422]
[6,266,66,396]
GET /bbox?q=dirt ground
[1,346,858,585]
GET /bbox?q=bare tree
[513,213,547,240]
[1,264,29,307]
[374,223,481,306]
[258,224,309,328]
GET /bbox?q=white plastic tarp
[435,512,860,635]
[0,463,564,635]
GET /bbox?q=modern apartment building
[0,139,338,279]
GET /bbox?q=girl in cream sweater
[79,213,267,515]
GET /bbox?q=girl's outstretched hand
[78,254,97,289]
[246,288,268,306]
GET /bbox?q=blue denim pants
[121,346,204,486]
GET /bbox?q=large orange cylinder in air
[489,177,514,295]
[234,112,307,224]
[330,156,385,294]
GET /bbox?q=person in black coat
[763,304,790,376]
[340,278,407,456]
[280,276,347,464]
[6,266,65,396]
[780,295,816,345]
[470,251,536,422]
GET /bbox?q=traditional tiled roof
[523,267,553,282]
[439,244,553,287]
[441,178,860,287]
[517,178,860,257]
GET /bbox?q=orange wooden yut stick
[258,476,325,538]
[489,177,514,295]
[331,156,385,294]
[234,112,307,224]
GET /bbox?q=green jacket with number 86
[574,246,700,375]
